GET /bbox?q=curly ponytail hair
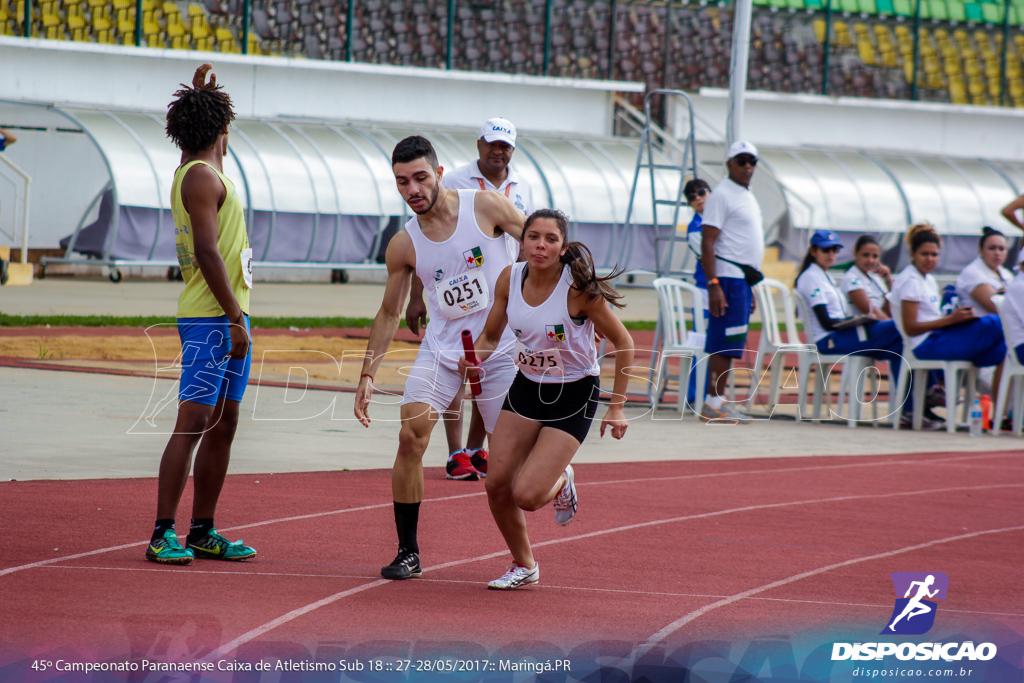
[905,221,941,253]
[524,208,625,309]
[166,78,235,156]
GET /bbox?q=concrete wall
[0,36,642,136]
[686,88,1024,163]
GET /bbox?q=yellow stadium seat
[185,1,201,16]
[858,35,878,65]
[813,18,826,43]
[950,80,968,104]
[835,21,854,47]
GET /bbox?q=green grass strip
[0,314,772,332]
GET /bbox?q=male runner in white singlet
[354,135,525,580]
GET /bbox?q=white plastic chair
[890,299,977,432]
[991,296,1024,436]
[651,277,708,417]
[745,279,817,413]
[791,288,866,426]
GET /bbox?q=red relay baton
[461,330,482,396]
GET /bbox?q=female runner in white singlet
[459,208,635,590]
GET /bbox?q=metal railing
[6,0,1022,107]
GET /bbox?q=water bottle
[968,398,983,437]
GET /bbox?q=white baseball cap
[728,140,758,159]
[480,117,516,147]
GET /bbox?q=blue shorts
[705,277,752,358]
[1017,343,1024,366]
[914,314,1006,368]
[178,315,252,406]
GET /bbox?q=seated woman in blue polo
[794,229,903,374]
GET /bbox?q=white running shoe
[553,464,577,526]
[487,561,539,590]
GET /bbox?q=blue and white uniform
[840,264,889,315]
[889,264,1005,367]
[686,211,710,404]
[701,177,763,358]
[795,263,902,364]
[955,256,1012,317]
[1003,270,1024,365]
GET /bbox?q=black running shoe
[381,548,421,580]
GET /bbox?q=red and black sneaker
[445,450,480,481]
[467,448,488,478]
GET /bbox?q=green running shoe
[146,529,195,565]
[187,529,256,561]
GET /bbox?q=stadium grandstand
[1,0,1023,107]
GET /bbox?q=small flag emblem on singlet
[546,325,565,342]
[434,269,444,281]
[464,247,484,268]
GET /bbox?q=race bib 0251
[434,272,489,320]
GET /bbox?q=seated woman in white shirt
[889,222,1005,372]
[955,227,1012,317]
[840,235,893,318]
[1002,250,1024,368]
[794,230,903,380]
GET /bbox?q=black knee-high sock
[393,502,420,554]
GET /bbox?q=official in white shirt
[404,117,535,476]
[699,140,764,424]
[839,235,892,318]
[956,227,1012,317]
[795,229,902,367]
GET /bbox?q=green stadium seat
[875,0,896,14]
[858,0,878,13]
[786,0,806,11]
[894,0,914,15]
[981,2,1002,21]
[964,2,984,20]
[928,0,949,19]
[753,0,772,7]
[918,0,933,18]
[841,0,859,12]
[805,0,825,9]
[948,1,967,20]
[768,0,789,11]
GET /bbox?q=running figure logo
[464,247,484,268]
[546,324,565,342]
[881,572,949,635]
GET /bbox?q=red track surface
[2,452,1022,665]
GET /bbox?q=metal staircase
[616,89,700,278]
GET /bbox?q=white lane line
[0,491,484,578]
[632,523,1024,661]
[39,564,1024,621]
[204,482,1023,659]
[2,452,1016,579]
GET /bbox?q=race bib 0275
[514,339,563,376]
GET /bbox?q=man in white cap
[404,117,535,481]
[699,140,764,424]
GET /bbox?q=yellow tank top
[172,160,251,318]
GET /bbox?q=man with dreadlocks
[146,63,257,565]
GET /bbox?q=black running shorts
[501,372,601,444]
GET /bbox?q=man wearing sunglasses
[699,141,765,424]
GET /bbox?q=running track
[2,452,1023,674]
